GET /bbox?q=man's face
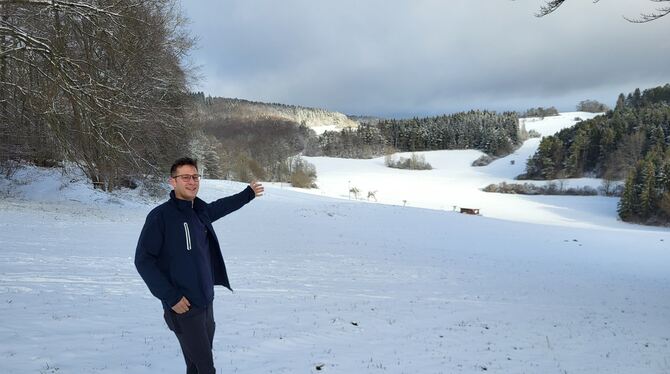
[169,164,200,201]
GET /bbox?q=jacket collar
[169,190,206,211]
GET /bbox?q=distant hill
[186,93,358,185]
[189,94,358,133]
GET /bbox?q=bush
[247,159,267,181]
[519,107,559,118]
[576,100,609,113]
[231,154,253,183]
[527,129,541,138]
[290,157,317,188]
[385,153,432,170]
[482,182,601,196]
[472,154,494,167]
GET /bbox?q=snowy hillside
[0,112,669,373]
[280,112,645,230]
[197,97,359,135]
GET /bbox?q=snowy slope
[274,112,644,230]
[0,112,669,373]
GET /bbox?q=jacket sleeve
[134,212,182,308]
[207,186,255,222]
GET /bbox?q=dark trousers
[164,303,216,374]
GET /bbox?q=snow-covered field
[1,113,669,373]
[290,112,629,230]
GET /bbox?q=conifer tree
[566,129,588,177]
[617,171,637,220]
[615,94,626,111]
[638,158,656,218]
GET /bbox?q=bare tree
[536,0,670,22]
[0,0,195,190]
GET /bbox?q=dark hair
[170,157,198,176]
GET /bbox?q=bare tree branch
[535,0,566,17]
[0,0,122,17]
[535,0,669,22]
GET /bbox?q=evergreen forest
[309,111,523,159]
[523,84,670,225]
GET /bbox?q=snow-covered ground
[1,113,669,373]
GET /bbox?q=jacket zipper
[183,222,192,250]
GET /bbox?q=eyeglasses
[172,174,201,182]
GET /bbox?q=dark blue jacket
[135,187,255,310]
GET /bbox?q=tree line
[576,100,609,113]
[519,106,559,118]
[0,0,193,191]
[522,84,670,225]
[188,93,318,187]
[308,110,523,158]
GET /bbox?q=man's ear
[168,177,176,189]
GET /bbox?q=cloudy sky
[179,0,670,118]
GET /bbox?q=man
[135,157,263,374]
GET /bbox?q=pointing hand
[250,181,264,197]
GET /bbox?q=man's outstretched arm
[208,181,264,222]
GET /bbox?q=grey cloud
[181,0,670,117]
